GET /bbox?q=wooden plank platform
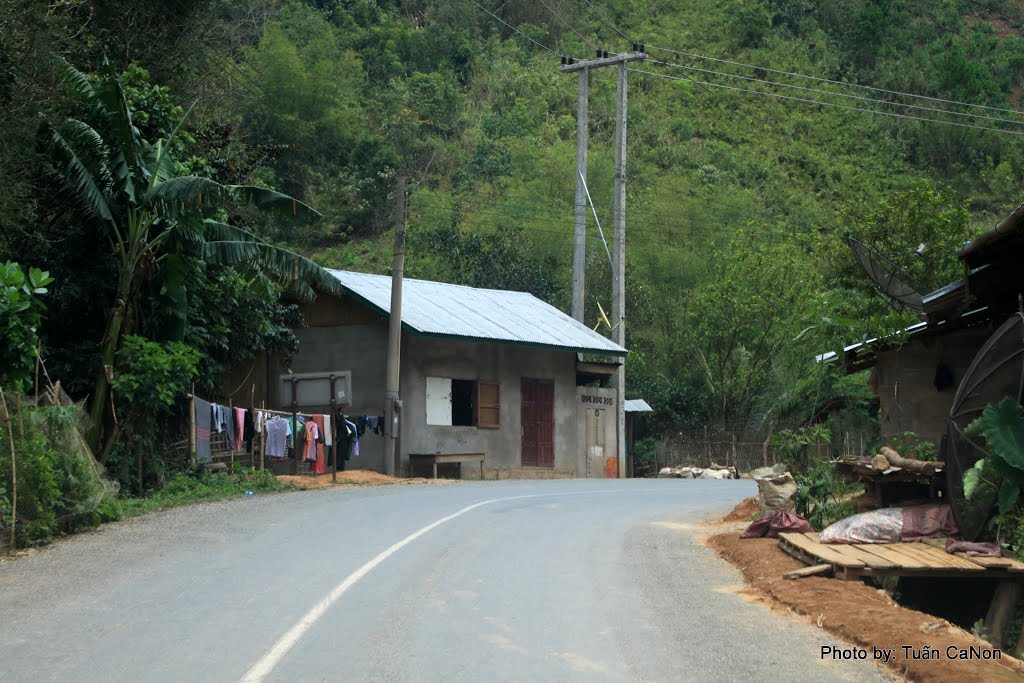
[778,533,1024,580]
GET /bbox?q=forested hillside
[3,0,1024,487]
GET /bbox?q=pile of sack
[740,464,812,538]
[657,465,738,479]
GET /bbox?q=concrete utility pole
[383,177,407,477]
[571,67,588,323]
[561,49,646,479]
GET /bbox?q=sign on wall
[279,371,352,407]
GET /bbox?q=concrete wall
[874,327,994,447]
[268,323,389,471]
[399,335,579,478]
[576,386,618,478]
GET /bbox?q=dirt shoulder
[707,498,1024,683]
[277,469,451,488]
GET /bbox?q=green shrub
[0,394,120,547]
[119,467,287,517]
[794,460,857,530]
[0,263,53,392]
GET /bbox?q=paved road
[0,480,886,682]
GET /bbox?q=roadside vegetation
[118,467,288,518]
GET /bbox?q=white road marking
[239,491,611,682]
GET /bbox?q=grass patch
[119,466,290,518]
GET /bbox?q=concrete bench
[409,452,485,480]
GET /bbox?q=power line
[467,0,561,56]
[567,0,634,44]
[645,44,1024,118]
[648,58,1024,128]
[411,196,828,244]
[538,0,595,50]
[630,67,1024,137]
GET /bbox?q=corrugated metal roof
[625,399,652,413]
[327,269,626,356]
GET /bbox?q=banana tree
[43,59,344,453]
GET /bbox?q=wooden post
[762,421,773,467]
[704,425,709,464]
[259,402,266,472]
[249,385,256,469]
[188,388,196,466]
[228,398,234,470]
[0,387,16,548]
[330,375,337,483]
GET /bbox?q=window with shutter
[476,380,500,429]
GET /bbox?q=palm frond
[55,57,96,105]
[144,176,229,216]
[44,123,114,222]
[202,220,260,243]
[227,185,321,220]
[202,239,344,298]
[95,67,148,200]
[144,177,321,220]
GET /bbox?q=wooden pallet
[779,532,1024,652]
[778,532,1024,581]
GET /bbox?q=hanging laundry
[211,403,226,433]
[378,414,385,435]
[304,420,320,462]
[224,407,236,450]
[356,415,367,437]
[233,407,246,452]
[323,413,332,448]
[193,397,212,463]
[308,415,327,474]
[243,410,255,452]
[345,419,359,458]
[265,417,289,458]
[367,415,379,434]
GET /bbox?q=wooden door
[521,379,554,468]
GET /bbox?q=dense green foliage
[0,395,121,547]
[1,0,1023,529]
[0,263,53,392]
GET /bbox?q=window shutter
[476,380,500,428]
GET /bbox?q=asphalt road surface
[0,479,888,682]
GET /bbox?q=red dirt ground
[277,470,447,488]
[707,501,1024,682]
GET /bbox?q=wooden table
[409,452,485,480]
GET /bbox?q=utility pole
[571,67,588,323]
[561,48,646,478]
[383,177,407,477]
[612,61,628,480]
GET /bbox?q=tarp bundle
[741,510,813,539]
[820,504,958,544]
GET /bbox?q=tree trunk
[86,275,131,455]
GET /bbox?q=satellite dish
[846,237,927,311]
[944,313,1024,540]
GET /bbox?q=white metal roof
[327,269,627,356]
[625,399,653,413]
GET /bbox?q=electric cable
[629,67,1024,137]
[467,0,561,56]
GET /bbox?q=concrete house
[242,270,628,479]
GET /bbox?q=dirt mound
[707,531,1024,682]
[278,470,445,489]
[720,496,760,522]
